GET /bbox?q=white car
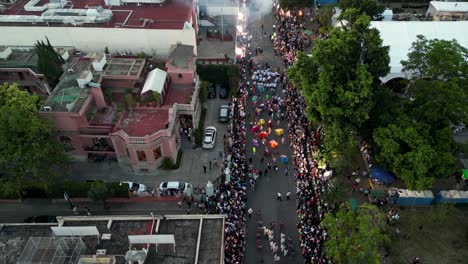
[121,181,146,192]
[202,126,217,149]
[159,181,193,194]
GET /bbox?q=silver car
[202,126,217,149]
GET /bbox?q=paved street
[243,7,303,264]
[0,198,203,223]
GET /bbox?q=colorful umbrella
[275,128,284,136]
[252,139,259,147]
[251,96,258,102]
[269,140,278,149]
[258,131,269,139]
[257,119,265,125]
[280,155,288,164]
[251,125,260,133]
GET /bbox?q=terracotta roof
[119,108,169,137]
[0,0,193,30]
[167,43,194,61]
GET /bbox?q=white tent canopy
[51,226,100,237]
[141,68,167,95]
[128,234,176,252]
[428,1,468,13]
[370,21,468,82]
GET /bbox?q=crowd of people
[272,2,334,263]
[205,0,338,263]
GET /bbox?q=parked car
[24,215,58,223]
[159,181,193,195]
[219,105,230,123]
[219,85,229,99]
[202,126,217,149]
[121,181,146,192]
[207,85,216,99]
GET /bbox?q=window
[153,147,162,160]
[178,74,183,79]
[136,150,147,161]
[59,136,74,152]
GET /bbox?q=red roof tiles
[0,0,193,30]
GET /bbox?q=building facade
[39,44,200,171]
[0,0,198,57]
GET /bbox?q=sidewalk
[0,197,188,223]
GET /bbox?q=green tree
[0,83,67,197]
[288,15,389,151]
[322,204,389,264]
[373,116,439,190]
[401,35,468,81]
[316,4,335,27]
[88,182,114,209]
[280,0,313,10]
[338,0,385,20]
[35,38,65,89]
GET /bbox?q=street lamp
[64,191,75,209]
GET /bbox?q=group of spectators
[272,2,333,263]
[206,5,252,263]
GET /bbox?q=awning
[141,68,167,95]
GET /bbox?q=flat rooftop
[118,108,169,137]
[0,215,224,264]
[164,84,194,105]
[0,0,193,29]
[101,57,145,78]
[42,74,91,112]
[0,47,38,68]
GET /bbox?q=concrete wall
[0,26,197,58]
[205,6,238,16]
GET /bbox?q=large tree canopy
[35,38,65,89]
[0,83,66,195]
[338,0,385,20]
[288,15,389,151]
[401,35,468,81]
[322,204,389,264]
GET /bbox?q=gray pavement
[0,199,189,223]
[243,9,303,264]
[66,96,230,191]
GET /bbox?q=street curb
[51,196,184,203]
[0,199,21,203]
[0,197,183,204]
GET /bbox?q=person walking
[253,146,257,155]
[277,192,282,201]
[203,165,207,174]
[248,208,253,218]
[285,167,289,176]
[286,191,291,200]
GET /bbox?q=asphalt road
[243,8,303,264]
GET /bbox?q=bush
[160,157,175,169]
[197,64,239,92]
[195,108,207,145]
[0,180,20,199]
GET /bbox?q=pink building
[40,44,200,171]
[0,46,72,97]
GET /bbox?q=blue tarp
[316,0,338,5]
[371,166,395,185]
